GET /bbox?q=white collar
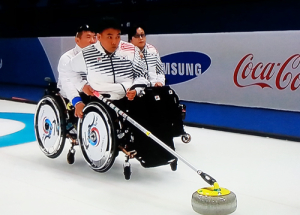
[95,41,116,56]
[94,41,106,53]
[73,44,82,55]
[141,43,148,53]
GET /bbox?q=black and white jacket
[141,43,165,86]
[70,40,149,100]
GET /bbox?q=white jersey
[70,40,149,100]
[57,45,87,102]
[141,43,165,86]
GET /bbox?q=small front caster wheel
[170,159,177,171]
[181,133,191,143]
[124,165,131,180]
[67,148,75,164]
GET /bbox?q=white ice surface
[0,100,300,215]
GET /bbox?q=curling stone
[191,182,237,215]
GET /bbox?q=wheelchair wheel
[34,95,66,158]
[78,102,118,173]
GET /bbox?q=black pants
[122,86,183,168]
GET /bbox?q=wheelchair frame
[34,79,191,180]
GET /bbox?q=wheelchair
[34,78,191,179]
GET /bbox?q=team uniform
[57,45,87,105]
[70,40,149,102]
[140,43,165,86]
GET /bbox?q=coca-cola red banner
[234,54,300,91]
[147,31,300,112]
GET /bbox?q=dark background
[0,0,300,38]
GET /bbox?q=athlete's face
[130,27,146,50]
[76,31,97,48]
[97,28,121,54]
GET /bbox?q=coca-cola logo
[161,52,211,85]
[234,54,300,90]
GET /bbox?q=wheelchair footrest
[118,145,137,159]
[66,133,78,145]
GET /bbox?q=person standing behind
[128,24,165,87]
[57,24,97,118]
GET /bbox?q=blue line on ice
[0,113,36,147]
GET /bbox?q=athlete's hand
[82,84,95,96]
[126,89,136,101]
[154,82,163,87]
[74,102,85,118]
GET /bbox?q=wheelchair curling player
[34,17,191,179]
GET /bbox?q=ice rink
[0,99,300,215]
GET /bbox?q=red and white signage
[147,31,300,112]
[39,31,300,112]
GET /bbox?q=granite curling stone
[191,182,237,215]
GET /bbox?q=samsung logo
[0,59,2,69]
[164,63,202,76]
[161,52,211,85]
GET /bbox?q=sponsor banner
[38,37,74,81]
[146,31,300,112]
[0,38,54,86]
[2,33,298,112]
[162,52,211,85]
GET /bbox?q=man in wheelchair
[34,17,190,180]
[57,24,97,119]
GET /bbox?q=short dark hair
[97,17,121,33]
[76,24,95,38]
[128,24,146,42]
